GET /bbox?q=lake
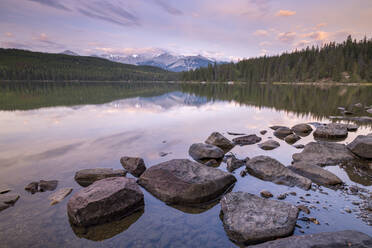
[0,82,371,247]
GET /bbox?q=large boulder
[258,140,280,150]
[220,192,299,245]
[67,177,144,227]
[313,123,348,140]
[205,132,235,152]
[288,162,342,186]
[188,143,225,161]
[245,156,311,190]
[75,168,127,187]
[138,159,236,205]
[292,141,355,166]
[249,230,372,248]
[120,156,146,177]
[274,127,293,138]
[347,135,372,159]
[284,134,301,144]
[232,134,262,146]
[291,123,313,134]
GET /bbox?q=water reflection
[71,210,144,241]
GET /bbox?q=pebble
[260,190,273,198]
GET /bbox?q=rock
[67,177,144,227]
[291,124,313,134]
[120,156,146,177]
[297,205,310,214]
[292,141,355,166]
[313,123,348,140]
[343,110,353,115]
[203,159,221,167]
[260,130,267,135]
[25,182,38,194]
[226,156,246,172]
[273,127,293,138]
[0,186,11,194]
[227,132,246,136]
[345,124,359,131]
[277,193,287,200]
[344,208,352,213]
[246,156,312,190]
[289,192,297,196]
[159,152,170,157]
[240,170,247,177]
[205,132,235,152]
[367,108,372,114]
[270,126,287,130]
[347,135,372,159]
[258,140,280,150]
[284,134,301,144]
[355,103,363,108]
[248,230,372,248]
[232,135,262,146]
[220,192,299,245]
[138,159,236,205]
[293,144,305,149]
[0,202,10,211]
[260,190,273,198]
[188,143,225,161]
[288,162,342,186]
[0,193,20,204]
[338,107,346,111]
[75,168,127,187]
[49,188,73,205]
[39,180,58,192]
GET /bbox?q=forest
[182,36,372,83]
[0,49,177,81]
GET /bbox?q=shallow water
[0,82,371,247]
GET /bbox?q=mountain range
[61,50,223,72]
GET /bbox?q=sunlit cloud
[259,41,271,47]
[4,32,14,37]
[303,31,329,41]
[277,32,296,43]
[276,10,296,17]
[254,29,269,36]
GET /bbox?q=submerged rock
[0,193,20,204]
[188,143,225,161]
[138,159,236,205]
[220,192,299,245]
[260,130,267,135]
[273,127,293,138]
[258,140,280,150]
[25,182,39,194]
[232,134,262,146]
[313,123,348,140]
[292,141,355,166]
[67,177,144,227]
[249,230,372,248]
[246,156,312,190]
[205,132,235,152]
[226,156,246,172]
[270,126,287,130]
[120,156,146,177]
[0,202,10,211]
[49,188,73,205]
[289,162,342,186]
[347,135,372,159]
[293,144,305,149]
[39,180,58,192]
[284,134,301,144]
[291,124,313,134]
[0,186,11,194]
[75,168,127,187]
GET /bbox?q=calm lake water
[0,82,372,247]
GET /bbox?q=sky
[0,0,371,61]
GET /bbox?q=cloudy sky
[0,0,371,61]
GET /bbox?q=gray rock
[260,190,273,198]
[188,143,225,161]
[226,156,246,172]
[277,193,287,200]
[49,188,73,205]
[292,124,313,134]
[274,127,293,138]
[120,156,146,177]
[0,186,11,194]
[258,140,280,150]
[284,134,301,144]
[205,132,235,152]
[138,159,236,205]
[345,123,359,131]
[248,230,372,248]
[75,168,126,187]
[232,135,262,146]
[270,126,287,130]
[313,123,348,139]
[0,193,20,204]
[227,132,246,136]
[297,204,310,214]
[260,130,267,135]
[67,177,144,227]
[39,180,58,192]
[220,192,299,245]
[347,135,372,159]
[246,156,312,190]
[292,141,355,166]
[289,162,342,186]
[0,202,10,211]
[25,182,38,194]
[293,144,305,149]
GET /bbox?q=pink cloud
[277,32,296,43]
[5,32,13,37]
[254,29,268,36]
[303,31,329,41]
[276,10,296,17]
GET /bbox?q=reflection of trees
[342,161,372,186]
[180,84,372,122]
[0,82,179,110]
[70,209,144,241]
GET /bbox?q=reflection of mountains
[107,91,208,110]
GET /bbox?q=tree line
[182,36,372,83]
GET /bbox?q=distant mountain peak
[61,50,79,56]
